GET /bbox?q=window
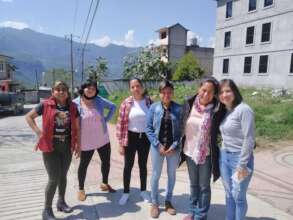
[249,0,257,11]
[246,26,255,44]
[226,1,233,18]
[224,31,231,48]
[261,22,271,42]
[290,53,293,73]
[259,55,269,73]
[223,59,229,74]
[244,56,252,73]
[264,0,273,7]
[0,63,4,72]
[161,31,167,39]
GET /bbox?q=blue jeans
[220,149,254,220]
[186,155,211,220]
[150,147,180,205]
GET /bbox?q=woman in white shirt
[116,77,152,205]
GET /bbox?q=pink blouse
[80,106,110,151]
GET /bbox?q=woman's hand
[74,146,81,158]
[159,144,166,156]
[119,145,125,156]
[165,148,175,156]
[236,167,249,181]
[36,129,42,138]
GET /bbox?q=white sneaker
[119,193,129,205]
[140,191,151,203]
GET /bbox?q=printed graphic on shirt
[54,105,71,135]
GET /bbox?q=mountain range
[0,27,138,87]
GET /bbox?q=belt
[128,130,145,139]
[54,134,69,142]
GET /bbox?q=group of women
[26,76,255,220]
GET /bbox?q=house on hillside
[152,23,214,76]
[0,54,18,92]
[213,0,293,89]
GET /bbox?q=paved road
[0,107,292,220]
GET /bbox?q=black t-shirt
[159,106,173,149]
[35,103,78,136]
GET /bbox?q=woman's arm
[145,104,161,148]
[238,105,255,169]
[100,96,116,122]
[25,109,42,138]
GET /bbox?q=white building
[213,0,293,89]
[155,23,214,75]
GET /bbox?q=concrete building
[0,54,16,92]
[154,23,214,75]
[213,0,293,89]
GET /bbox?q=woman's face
[52,85,69,103]
[160,87,174,105]
[84,85,97,98]
[198,82,215,106]
[129,79,144,98]
[219,85,235,107]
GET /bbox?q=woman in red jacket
[26,81,80,220]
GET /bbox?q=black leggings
[123,131,150,193]
[78,143,111,190]
[42,140,72,208]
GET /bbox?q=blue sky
[0,0,217,47]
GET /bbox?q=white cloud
[90,35,111,47]
[1,0,13,2]
[148,38,160,47]
[0,21,29,29]
[187,31,203,46]
[113,30,137,47]
[91,30,138,47]
[38,26,44,33]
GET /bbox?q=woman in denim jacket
[145,80,182,219]
[73,79,116,201]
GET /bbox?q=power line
[79,0,94,47]
[80,0,101,82]
[72,0,79,35]
[76,0,95,74]
[82,0,100,51]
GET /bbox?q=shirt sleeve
[34,103,44,115]
[145,104,161,148]
[238,105,255,169]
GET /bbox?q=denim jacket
[146,101,182,150]
[73,95,116,134]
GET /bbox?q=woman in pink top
[181,77,220,220]
[73,79,116,201]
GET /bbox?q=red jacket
[37,97,78,152]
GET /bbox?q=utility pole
[65,34,79,97]
[52,69,55,86]
[35,69,39,90]
[81,49,85,83]
[70,34,74,97]
[79,47,90,83]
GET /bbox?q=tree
[86,56,108,82]
[123,49,170,80]
[172,52,204,81]
[43,68,71,87]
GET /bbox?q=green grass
[108,85,293,142]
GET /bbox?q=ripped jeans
[219,149,254,220]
